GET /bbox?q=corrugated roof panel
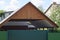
[3,20,54,28]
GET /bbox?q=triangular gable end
[10,2,46,20]
[0,2,58,28]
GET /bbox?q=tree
[0,10,5,20]
[0,10,4,17]
[49,5,60,28]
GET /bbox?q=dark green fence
[8,30,48,40]
[0,31,8,40]
[48,32,60,40]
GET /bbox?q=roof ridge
[44,2,57,14]
[0,2,32,24]
[0,2,41,24]
[0,2,58,28]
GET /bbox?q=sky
[0,0,60,12]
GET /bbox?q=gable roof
[44,2,60,27]
[44,4,53,14]
[0,2,58,28]
[45,2,59,14]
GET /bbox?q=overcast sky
[0,0,60,11]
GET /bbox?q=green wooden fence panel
[8,30,48,40]
[0,31,8,40]
[48,32,60,40]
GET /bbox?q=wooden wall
[11,3,46,19]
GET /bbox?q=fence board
[8,30,48,40]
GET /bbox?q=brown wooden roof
[0,2,58,28]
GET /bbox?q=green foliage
[0,10,4,13]
[0,10,4,17]
[50,6,60,27]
